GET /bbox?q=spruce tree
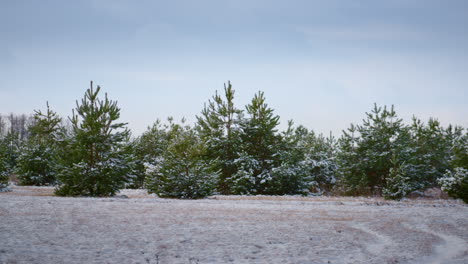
[196,81,242,194]
[16,102,62,186]
[55,81,132,196]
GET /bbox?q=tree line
[0,81,466,202]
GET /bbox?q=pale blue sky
[1,0,467,136]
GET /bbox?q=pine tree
[196,81,243,194]
[337,104,408,195]
[16,102,62,186]
[265,122,337,195]
[438,167,468,203]
[145,119,218,199]
[55,81,132,196]
[382,154,415,200]
[229,91,281,194]
[0,139,10,191]
[129,119,172,189]
[446,125,468,170]
[0,131,23,191]
[439,126,468,203]
[407,117,451,187]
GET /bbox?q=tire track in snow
[405,223,468,264]
[352,222,393,255]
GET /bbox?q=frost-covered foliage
[55,82,132,197]
[337,104,408,196]
[382,118,455,199]
[197,81,243,194]
[16,144,57,186]
[0,151,9,191]
[294,126,338,193]
[264,123,338,195]
[228,91,282,194]
[438,168,468,203]
[0,133,21,172]
[128,120,173,189]
[0,139,10,190]
[145,120,218,199]
[446,126,468,170]
[337,104,459,199]
[440,126,467,203]
[406,118,451,187]
[16,102,62,186]
[229,154,272,194]
[0,132,21,191]
[382,154,416,200]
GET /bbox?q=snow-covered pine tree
[438,167,468,203]
[439,126,468,203]
[446,125,468,170]
[382,153,416,200]
[407,117,451,187]
[337,104,408,196]
[128,119,172,189]
[265,122,338,195]
[55,81,132,196]
[196,81,243,194]
[229,91,281,194]
[336,123,365,195]
[145,119,218,199]
[266,121,310,195]
[0,132,21,191]
[0,139,10,191]
[16,102,62,186]
[298,128,338,194]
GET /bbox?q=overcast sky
[1,0,467,136]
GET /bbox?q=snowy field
[1,186,467,264]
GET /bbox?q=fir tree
[16,102,62,186]
[196,81,243,194]
[55,81,132,196]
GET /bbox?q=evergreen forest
[1,81,466,202]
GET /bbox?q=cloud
[297,24,426,43]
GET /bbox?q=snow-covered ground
[1,186,467,264]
